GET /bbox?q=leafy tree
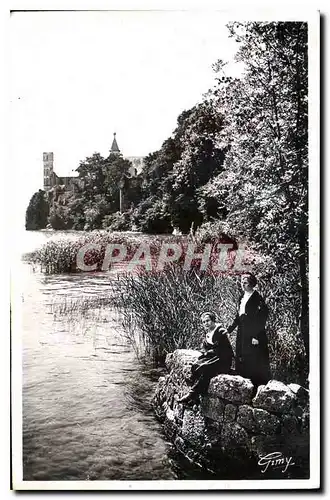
[55,151,133,228]
[123,175,143,209]
[48,207,68,230]
[102,211,131,231]
[74,152,131,212]
[65,194,86,230]
[168,102,226,232]
[102,153,132,212]
[25,190,49,230]
[208,22,308,354]
[134,103,226,233]
[132,136,182,233]
[133,198,173,234]
[75,153,107,201]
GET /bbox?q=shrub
[102,212,131,231]
[252,256,307,385]
[194,220,238,248]
[132,199,173,234]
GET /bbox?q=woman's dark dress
[189,325,233,396]
[228,290,271,387]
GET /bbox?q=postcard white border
[7,1,320,491]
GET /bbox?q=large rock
[165,349,201,371]
[181,407,206,448]
[164,406,178,439]
[224,404,237,422]
[281,414,299,434]
[236,405,280,434]
[220,422,250,456]
[252,380,296,413]
[200,396,225,423]
[237,405,258,432]
[165,349,201,382]
[152,375,170,418]
[174,436,206,469]
[253,408,280,435]
[288,383,309,407]
[208,374,254,405]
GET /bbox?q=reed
[23,231,154,275]
[51,295,116,319]
[115,262,307,385]
[114,266,240,364]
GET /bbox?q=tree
[25,190,49,230]
[208,22,308,354]
[132,136,182,233]
[70,151,133,227]
[102,153,132,213]
[168,101,226,232]
[75,153,107,201]
[133,103,226,233]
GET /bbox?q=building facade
[43,134,144,192]
[43,152,81,193]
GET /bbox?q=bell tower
[110,132,120,155]
[43,152,54,192]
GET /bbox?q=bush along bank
[152,350,309,479]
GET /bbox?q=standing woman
[227,273,271,388]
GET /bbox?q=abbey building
[43,133,144,192]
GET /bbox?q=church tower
[110,132,120,155]
[43,152,54,192]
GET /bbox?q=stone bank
[152,350,309,479]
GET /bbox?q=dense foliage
[25,190,50,230]
[206,21,309,356]
[43,153,137,231]
[36,100,226,234]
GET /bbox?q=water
[19,231,179,481]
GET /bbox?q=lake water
[18,230,188,481]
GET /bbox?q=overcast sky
[9,10,243,227]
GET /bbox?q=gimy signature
[258,452,295,473]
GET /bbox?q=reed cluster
[115,262,307,385]
[23,231,150,274]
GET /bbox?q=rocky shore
[152,349,310,479]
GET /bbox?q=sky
[9,10,244,227]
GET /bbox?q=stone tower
[43,152,54,192]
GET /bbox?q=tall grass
[50,295,116,320]
[23,230,243,276]
[23,232,151,274]
[115,262,307,385]
[114,266,240,363]
[23,231,191,275]
[49,294,126,354]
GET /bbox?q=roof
[110,132,120,153]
